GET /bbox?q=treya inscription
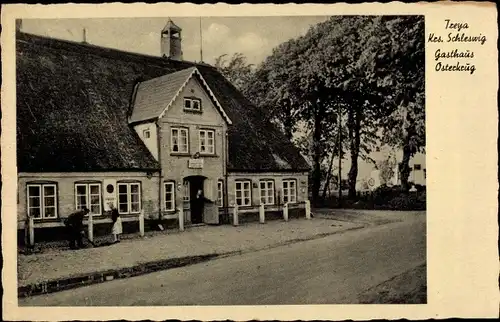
[428,19,488,75]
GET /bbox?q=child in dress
[111,207,122,243]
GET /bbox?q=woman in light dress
[111,207,122,243]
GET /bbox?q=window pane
[29,196,41,208]
[119,202,128,213]
[130,184,139,194]
[90,195,100,205]
[76,195,87,209]
[90,204,100,214]
[28,185,40,197]
[76,185,87,195]
[118,193,128,204]
[44,196,55,207]
[131,202,140,213]
[44,207,56,218]
[90,184,100,195]
[165,183,174,210]
[118,184,127,194]
[180,130,188,152]
[29,207,41,218]
[184,99,191,108]
[131,193,139,204]
[44,185,55,196]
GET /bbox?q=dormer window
[184,97,201,112]
[143,129,151,139]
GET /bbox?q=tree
[374,16,425,192]
[214,53,255,93]
[235,15,425,203]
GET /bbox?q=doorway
[184,176,206,224]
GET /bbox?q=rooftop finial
[82,28,87,43]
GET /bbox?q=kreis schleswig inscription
[428,19,487,75]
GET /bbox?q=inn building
[16,20,310,238]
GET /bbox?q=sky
[20,16,329,66]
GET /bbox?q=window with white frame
[282,179,297,204]
[164,182,175,211]
[235,181,251,206]
[171,127,189,153]
[184,97,201,111]
[75,183,102,215]
[117,182,141,214]
[143,129,151,139]
[27,183,58,219]
[183,181,190,208]
[259,180,275,205]
[217,180,224,207]
[199,129,215,154]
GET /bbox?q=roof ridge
[138,66,197,86]
[16,32,214,69]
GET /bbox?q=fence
[25,200,312,246]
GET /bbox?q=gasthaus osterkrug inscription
[428,19,487,75]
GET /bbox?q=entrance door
[189,177,204,224]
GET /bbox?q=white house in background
[353,149,426,192]
[390,152,426,186]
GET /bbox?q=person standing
[64,207,89,249]
[111,207,122,243]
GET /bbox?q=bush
[318,185,426,211]
[372,184,403,205]
[388,192,426,210]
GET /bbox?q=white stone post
[259,203,265,224]
[233,205,239,226]
[87,213,93,243]
[178,207,185,232]
[283,202,289,222]
[28,216,35,246]
[305,200,311,220]
[139,210,145,237]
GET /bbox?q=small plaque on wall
[188,159,204,169]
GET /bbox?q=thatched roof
[16,32,310,172]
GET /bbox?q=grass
[357,263,427,304]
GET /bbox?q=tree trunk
[399,135,412,192]
[347,109,361,199]
[282,100,295,142]
[311,110,323,206]
[321,150,336,199]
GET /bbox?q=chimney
[160,19,183,60]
